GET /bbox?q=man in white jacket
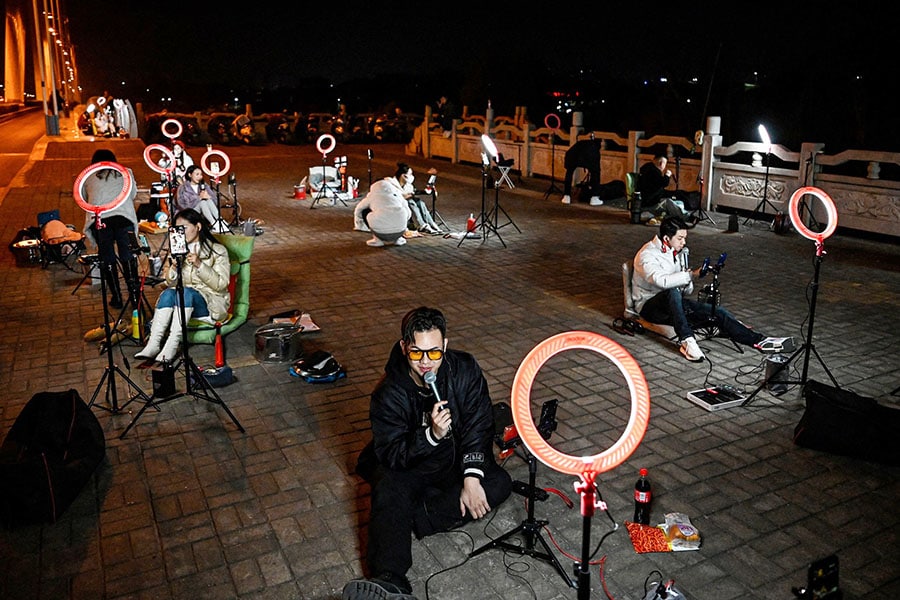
[631,216,785,362]
[354,176,412,247]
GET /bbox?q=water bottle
[633,468,652,525]
[466,213,476,233]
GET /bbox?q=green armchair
[187,233,254,344]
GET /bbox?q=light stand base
[468,452,576,589]
[118,356,244,439]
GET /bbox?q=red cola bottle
[633,468,652,525]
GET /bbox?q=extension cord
[642,581,686,600]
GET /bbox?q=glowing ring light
[72,161,134,214]
[511,331,650,476]
[316,133,337,155]
[544,113,561,131]
[143,144,176,175]
[789,186,838,243]
[201,148,231,178]
[161,118,183,140]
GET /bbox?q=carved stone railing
[417,109,899,238]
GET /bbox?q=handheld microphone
[680,246,690,272]
[423,371,444,410]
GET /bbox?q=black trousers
[366,460,511,578]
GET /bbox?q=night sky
[62,2,893,151]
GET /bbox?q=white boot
[156,306,193,363]
[135,307,173,360]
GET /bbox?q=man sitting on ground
[631,216,789,362]
[342,307,512,599]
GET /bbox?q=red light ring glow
[201,148,231,178]
[544,113,561,131]
[73,161,134,214]
[511,331,650,476]
[161,118,183,140]
[789,186,838,243]
[143,144,176,175]
[316,133,337,155]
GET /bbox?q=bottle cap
[639,468,648,477]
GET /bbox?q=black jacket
[369,341,495,480]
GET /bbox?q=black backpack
[0,390,106,528]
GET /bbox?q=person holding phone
[135,208,230,363]
[631,216,787,362]
[342,307,512,599]
[174,165,227,233]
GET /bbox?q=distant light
[686,99,691,103]
[643,80,649,86]
[660,77,667,83]
[758,124,771,146]
[120,81,125,86]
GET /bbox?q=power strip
[643,581,686,600]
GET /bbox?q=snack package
[664,512,701,551]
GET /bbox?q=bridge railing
[416,108,900,238]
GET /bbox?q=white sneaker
[394,237,406,246]
[589,197,604,206]
[354,223,370,232]
[212,221,230,234]
[561,195,572,204]
[366,237,384,247]
[680,336,706,362]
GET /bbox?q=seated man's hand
[459,476,490,519]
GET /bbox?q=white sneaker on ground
[680,336,706,362]
[561,195,572,204]
[589,196,603,206]
[366,237,384,247]
[354,224,370,232]
[394,237,407,246]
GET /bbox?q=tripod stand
[692,255,742,353]
[742,243,839,406]
[87,230,152,414]
[542,129,563,200]
[209,177,233,234]
[218,173,243,228]
[459,159,519,247]
[694,174,717,225]
[119,253,245,439]
[470,447,576,588]
[310,156,346,209]
[744,149,778,225]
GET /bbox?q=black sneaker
[342,573,416,600]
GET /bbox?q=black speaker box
[794,380,900,465]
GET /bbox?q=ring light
[143,144,176,175]
[316,134,337,156]
[73,161,134,214]
[201,148,231,178]
[480,134,499,160]
[789,186,837,243]
[510,331,650,476]
[161,118,183,140]
[544,113,561,131]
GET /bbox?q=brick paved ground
[0,122,898,600]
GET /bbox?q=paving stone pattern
[0,132,898,600]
